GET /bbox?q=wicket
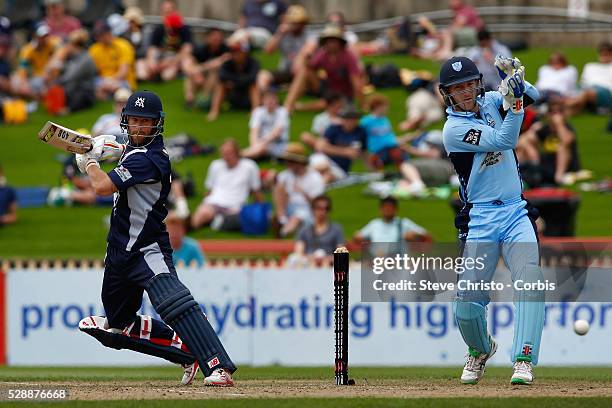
[333,247,354,385]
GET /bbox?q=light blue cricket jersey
[442,83,539,204]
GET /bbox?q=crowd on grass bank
[1,0,611,266]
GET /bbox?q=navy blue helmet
[120,90,165,141]
[438,56,484,109]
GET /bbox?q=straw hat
[279,143,309,164]
[124,6,144,26]
[318,24,346,46]
[285,5,309,24]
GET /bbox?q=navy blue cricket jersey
[107,136,172,252]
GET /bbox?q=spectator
[565,42,612,115]
[0,21,13,97]
[273,143,325,237]
[11,23,60,99]
[122,7,147,59]
[208,41,260,121]
[448,0,484,48]
[354,196,430,245]
[535,52,578,100]
[398,76,444,132]
[326,11,359,47]
[410,16,452,62]
[466,29,511,91]
[166,212,205,268]
[242,88,289,160]
[184,28,230,108]
[361,94,426,194]
[91,87,131,141]
[89,20,136,100]
[401,130,455,187]
[308,92,344,137]
[0,164,17,226]
[191,139,262,229]
[257,5,311,95]
[42,0,82,42]
[48,29,96,113]
[355,16,413,56]
[284,24,363,112]
[137,1,192,82]
[289,195,345,266]
[517,97,580,186]
[235,0,288,48]
[303,104,367,184]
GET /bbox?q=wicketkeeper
[439,55,543,385]
[75,90,236,386]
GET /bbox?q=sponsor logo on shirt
[479,151,503,171]
[114,165,132,182]
[462,129,482,145]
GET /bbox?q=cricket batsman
[439,56,543,385]
[74,90,236,386]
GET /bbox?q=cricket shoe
[204,368,234,387]
[181,361,199,385]
[460,340,498,384]
[511,359,534,385]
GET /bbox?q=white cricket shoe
[204,368,234,387]
[460,340,498,384]
[511,360,534,385]
[181,361,199,385]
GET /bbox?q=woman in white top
[535,52,578,99]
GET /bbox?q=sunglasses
[313,205,330,211]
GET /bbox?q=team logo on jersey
[115,165,132,182]
[484,112,496,127]
[452,61,462,71]
[135,97,145,108]
[462,129,482,145]
[479,151,503,171]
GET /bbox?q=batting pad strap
[78,316,196,365]
[146,273,237,377]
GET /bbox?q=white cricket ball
[573,319,590,336]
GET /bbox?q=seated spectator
[517,97,580,186]
[191,139,262,229]
[166,212,205,268]
[361,94,426,194]
[303,104,367,184]
[0,22,13,97]
[284,24,363,112]
[410,16,452,62]
[401,130,454,187]
[122,7,147,60]
[354,196,430,245]
[137,1,192,82]
[535,52,578,100]
[47,29,96,113]
[307,92,344,137]
[565,42,612,115]
[0,164,17,226]
[242,88,289,160]
[11,23,60,99]
[398,76,444,132]
[355,16,414,56]
[233,0,288,48]
[208,40,260,121]
[91,87,131,141]
[273,143,325,237]
[183,28,230,108]
[89,20,136,100]
[289,195,345,266]
[42,0,82,42]
[257,5,311,95]
[466,29,511,91]
[448,0,484,48]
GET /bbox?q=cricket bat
[37,121,93,154]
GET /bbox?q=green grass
[0,48,610,258]
[1,366,611,407]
